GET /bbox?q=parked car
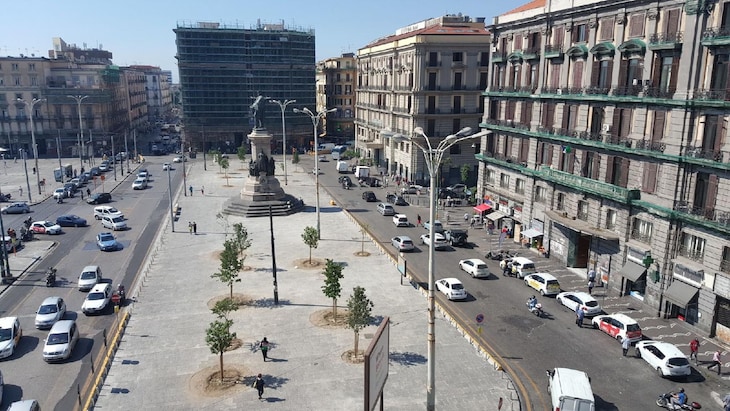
[1,202,30,214]
[162,162,171,171]
[362,191,377,202]
[0,317,22,359]
[94,205,123,220]
[400,185,423,195]
[500,256,537,278]
[42,319,79,362]
[96,232,119,251]
[69,177,85,187]
[376,203,395,216]
[459,259,490,278]
[556,291,602,316]
[591,313,643,343]
[35,297,66,329]
[82,283,112,315]
[7,399,41,411]
[30,221,62,235]
[435,278,467,301]
[635,340,691,378]
[422,220,444,233]
[87,192,112,204]
[524,273,561,296]
[391,236,415,252]
[56,214,87,227]
[419,233,448,250]
[78,265,102,291]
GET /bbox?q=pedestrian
[621,337,631,357]
[80,190,84,200]
[588,268,596,283]
[201,186,205,196]
[18,186,22,196]
[689,338,699,365]
[188,222,193,235]
[576,306,585,328]
[488,221,495,235]
[708,350,722,375]
[189,185,193,196]
[470,218,475,228]
[260,337,270,361]
[32,167,36,174]
[464,212,469,222]
[86,188,91,197]
[254,373,265,400]
[587,278,595,295]
[193,221,197,234]
[417,214,422,227]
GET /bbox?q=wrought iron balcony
[702,26,730,46]
[613,85,642,97]
[681,146,724,162]
[634,139,667,153]
[677,245,705,262]
[535,166,640,204]
[644,86,675,99]
[491,51,506,63]
[692,88,730,101]
[674,200,730,227]
[630,229,652,243]
[649,32,683,50]
[544,44,563,58]
[522,46,541,60]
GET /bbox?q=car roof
[0,316,18,327]
[562,291,596,300]
[462,258,485,264]
[394,236,412,241]
[528,272,557,280]
[600,313,638,324]
[440,277,461,283]
[49,319,75,332]
[637,340,684,356]
[82,265,99,271]
[89,283,110,292]
[395,214,407,218]
[512,257,535,264]
[41,296,62,305]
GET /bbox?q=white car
[435,278,467,301]
[53,188,69,199]
[391,236,415,252]
[392,214,409,227]
[82,283,112,315]
[42,319,79,362]
[162,162,171,171]
[35,297,66,329]
[132,178,148,190]
[94,206,124,220]
[78,265,102,291]
[635,341,691,378]
[172,156,185,163]
[556,291,602,316]
[524,272,561,296]
[101,215,127,231]
[29,221,62,235]
[420,233,448,250]
[459,259,490,278]
[0,317,22,359]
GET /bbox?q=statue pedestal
[241,172,286,202]
[240,127,285,202]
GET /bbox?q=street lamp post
[269,99,296,185]
[17,98,45,195]
[396,126,488,411]
[68,95,89,171]
[293,107,336,239]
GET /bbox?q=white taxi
[524,272,561,296]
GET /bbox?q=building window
[13,76,20,86]
[449,143,461,154]
[605,209,617,230]
[486,169,495,184]
[500,173,510,189]
[659,56,675,93]
[453,52,463,63]
[428,52,439,67]
[479,72,488,89]
[722,246,730,273]
[679,233,705,262]
[535,186,547,203]
[556,193,565,210]
[515,178,525,194]
[577,200,589,221]
[11,63,18,71]
[631,218,653,243]
[573,24,588,43]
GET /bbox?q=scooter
[56,197,63,204]
[656,392,701,410]
[45,267,57,287]
[526,300,544,317]
[24,217,32,229]
[20,228,33,242]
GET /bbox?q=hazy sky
[1,1,514,83]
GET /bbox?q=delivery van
[355,166,370,179]
[336,161,349,173]
[546,368,595,411]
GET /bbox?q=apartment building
[480,0,730,340]
[174,21,316,154]
[316,53,356,141]
[355,14,490,185]
[129,65,173,123]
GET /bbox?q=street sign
[476,313,484,324]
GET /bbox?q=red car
[30,221,63,235]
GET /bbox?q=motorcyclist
[528,295,537,309]
[672,388,687,409]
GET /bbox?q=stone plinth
[240,127,286,203]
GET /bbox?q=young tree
[237,145,248,169]
[321,259,344,318]
[291,150,300,164]
[301,226,319,264]
[346,286,374,358]
[220,157,230,185]
[212,298,239,332]
[231,223,252,267]
[460,163,470,184]
[209,149,222,172]
[206,319,236,379]
[211,239,242,299]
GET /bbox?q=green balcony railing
[535,166,640,204]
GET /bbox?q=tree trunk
[219,351,224,379]
[229,282,234,300]
[354,331,359,358]
[309,247,312,264]
[332,298,337,318]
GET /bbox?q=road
[315,158,716,411]
[0,157,182,410]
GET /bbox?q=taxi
[591,313,643,343]
[0,316,23,359]
[524,272,561,296]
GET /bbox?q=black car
[56,214,88,227]
[362,191,377,202]
[86,192,112,204]
[386,193,408,206]
[339,176,353,189]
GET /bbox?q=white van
[317,143,336,154]
[547,368,595,411]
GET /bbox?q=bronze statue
[248,150,276,176]
[250,94,267,129]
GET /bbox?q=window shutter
[611,109,621,137]
[514,34,523,50]
[553,27,565,46]
[620,108,632,138]
[567,152,575,174]
[569,104,578,130]
[520,138,530,162]
[649,111,664,142]
[708,175,719,210]
[600,18,615,41]
[715,113,726,151]
[546,143,553,166]
[605,154,615,183]
[618,158,630,187]
[592,154,601,179]
[642,163,658,193]
[652,55,662,88]
[618,59,628,87]
[666,9,680,36]
[573,60,584,88]
[629,15,645,37]
[562,104,571,130]
[591,60,600,87]
[508,66,515,87]
[506,136,513,157]
[669,57,680,93]
[537,142,544,164]
[581,151,588,176]
[551,61,562,88]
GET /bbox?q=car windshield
[627,324,641,332]
[112,217,124,223]
[477,264,487,269]
[0,327,11,341]
[43,222,53,227]
[402,240,413,245]
[99,234,113,241]
[547,280,559,286]
[47,332,69,345]
[80,271,97,280]
[451,283,464,290]
[585,301,599,307]
[668,357,689,366]
[108,208,119,213]
[88,292,105,300]
[38,304,58,314]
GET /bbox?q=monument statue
[248,150,275,177]
[250,93,267,129]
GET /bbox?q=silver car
[35,297,66,329]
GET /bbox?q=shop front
[617,260,647,299]
[663,264,701,324]
[521,219,545,254]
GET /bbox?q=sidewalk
[91,160,517,410]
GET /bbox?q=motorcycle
[45,267,57,287]
[0,193,12,202]
[24,217,32,229]
[20,227,33,242]
[526,299,544,317]
[486,249,517,261]
[656,392,701,410]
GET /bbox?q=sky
[1,1,515,83]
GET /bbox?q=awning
[474,204,492,213]
[664,280,699,308]
[618,261,647,282]
[545,210,620,241]
[521,228,543,239]
[485,211,506,222]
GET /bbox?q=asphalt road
[0,157,182,410]
[314,158,714,411]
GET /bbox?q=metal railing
[678,245,705,262]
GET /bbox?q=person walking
[86,188,91,197]
[18,186,22,196]
[464,212,469,222]
[188,222,193,235]
[189,185,193,196]
[708,350,722,375]
[576,307,585,328]
[587,278,595,295]
[417,214,422,227]
[588,268,596,284]
[80,190,84,200]
[254,373,265,400]
[260,337,270,362]
[689,338,700,365]
[201,186,205,196]
[621,337,631,357]
[192,221,197,235]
